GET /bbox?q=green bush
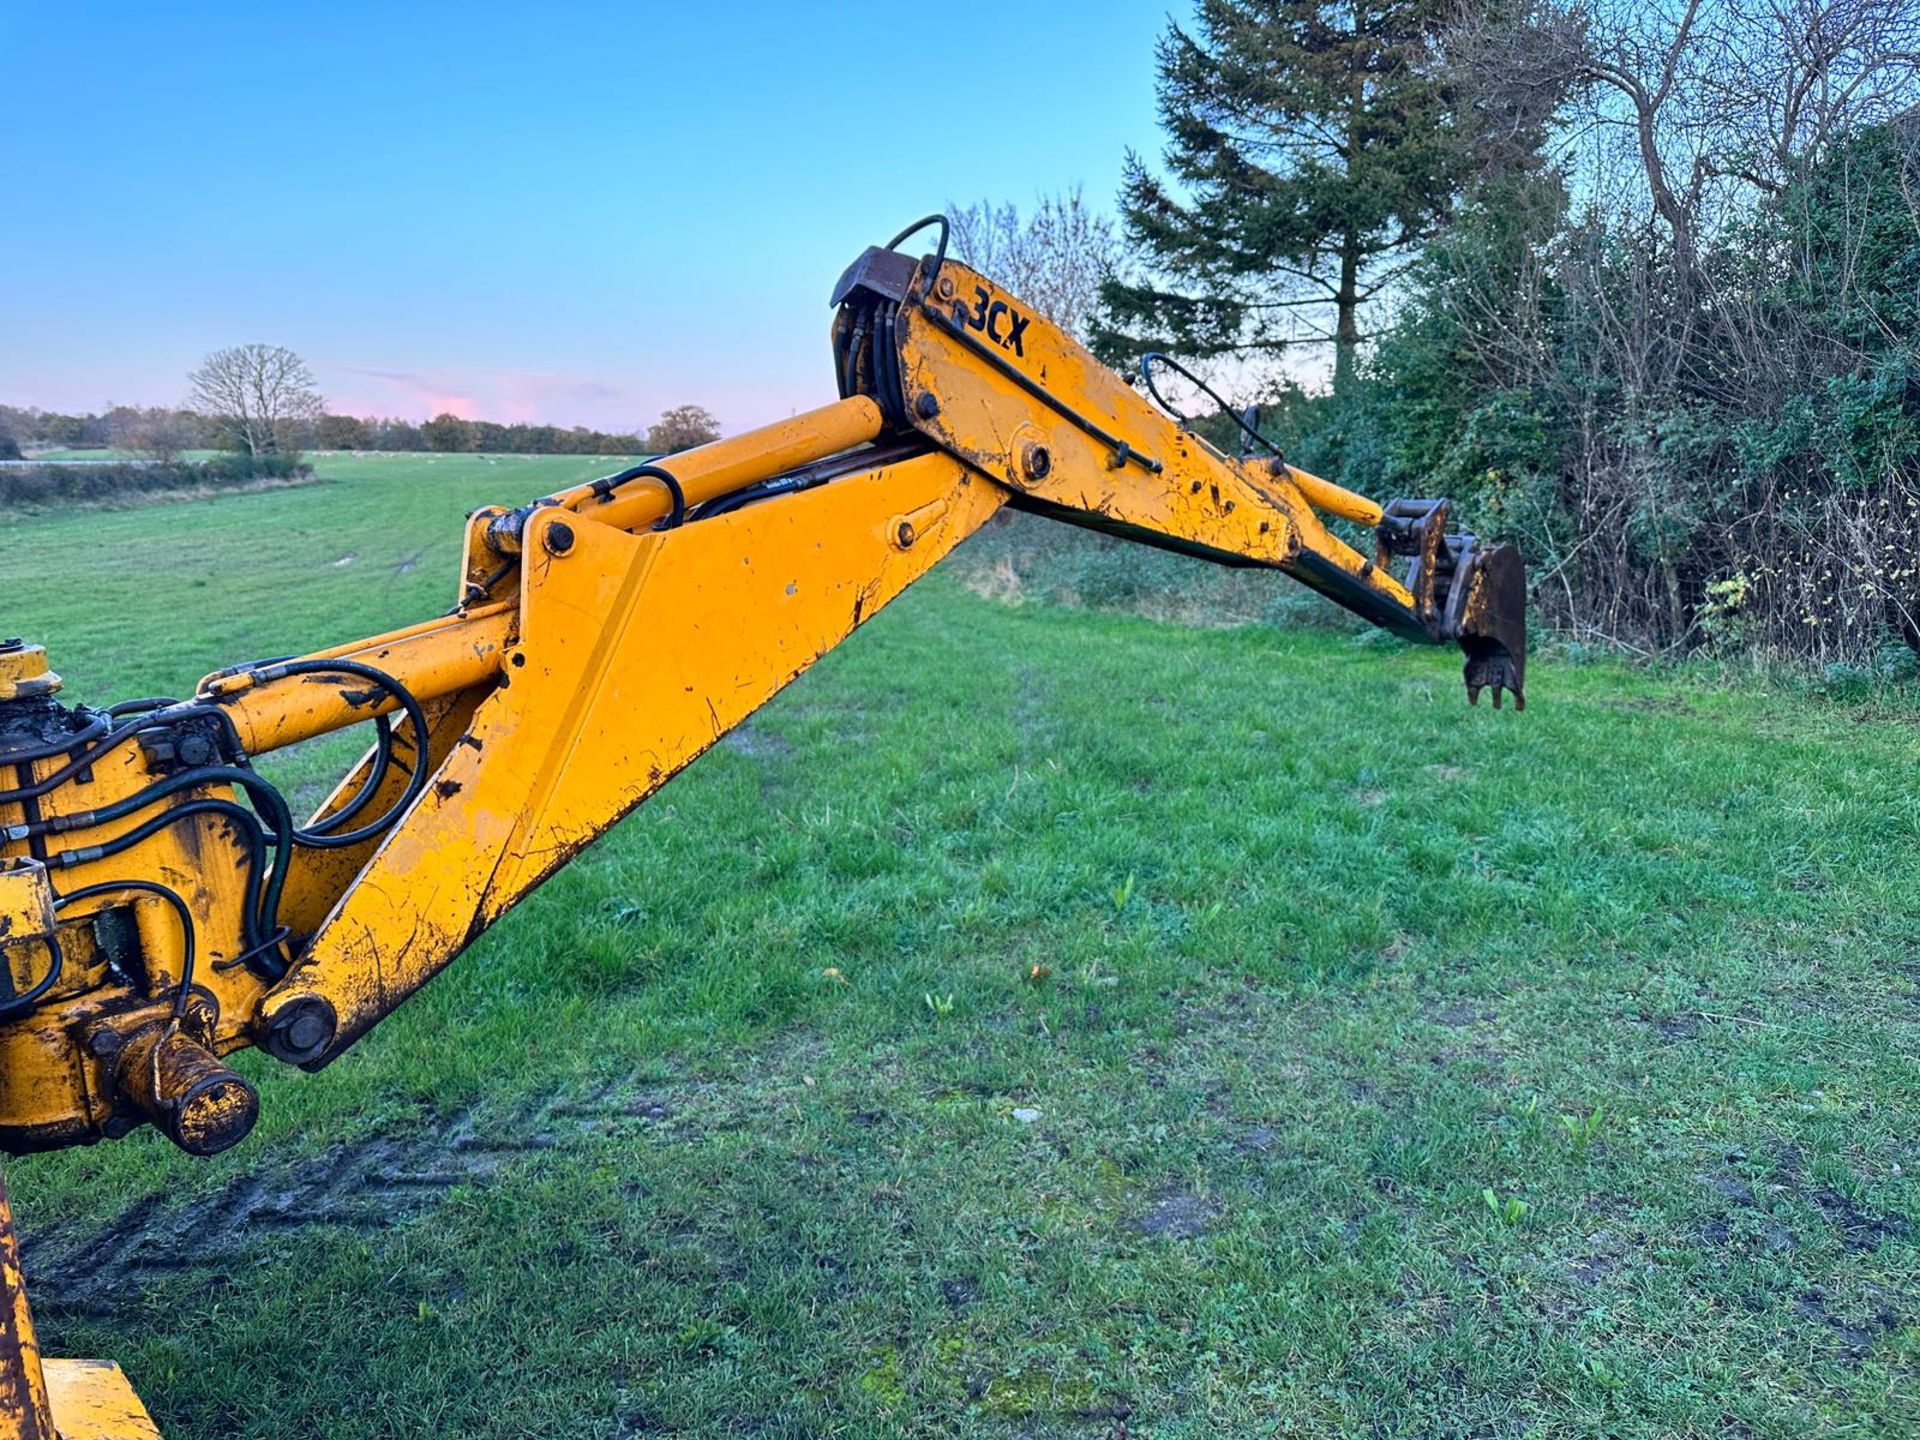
[1240,128,1920,667]
[0,453,310,509]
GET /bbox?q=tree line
[1,400,717,463]
[956,0,1920,668]
[3,346,720,465]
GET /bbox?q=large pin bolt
[260,995,336,1066]
[114,1024,259,1156]
[543,521,576,557]
[1021,443,1052,482]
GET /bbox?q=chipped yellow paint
[893,258,1415,615]
[259,450,1004,1059]
[0,1172,52,1440]
[0,648,58,706]
[41,1363,161,1440]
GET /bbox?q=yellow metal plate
[44,1360,160,1439]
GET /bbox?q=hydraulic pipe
[202,398,890,756]
[1284,465,1384,528]
[492,395,888,548]
[202,608,516,755]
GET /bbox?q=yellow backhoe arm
[0,219,1525,1439]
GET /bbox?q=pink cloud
[324,365,641,430]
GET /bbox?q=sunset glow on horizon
[1,1,1178,435]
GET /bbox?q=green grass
[3,457,1917,1438]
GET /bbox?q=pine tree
[1098,0,1468,392]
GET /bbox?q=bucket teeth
[1464,649,1525,710]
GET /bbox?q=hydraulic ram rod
[488,395,886,547]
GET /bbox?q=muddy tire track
[21,1070,684,1315]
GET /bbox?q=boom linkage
[0,222,1527,1439]
[0,226,1528,1161]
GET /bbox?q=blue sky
[0,2,1183,433]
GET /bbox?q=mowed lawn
[3,457,1917,1439]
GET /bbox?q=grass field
[3,455,1917,1438]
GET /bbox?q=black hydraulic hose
[24,764,295,846]
[0,703,219,802]
[257,659,430,849]
[0,663,427,993]
[106,697,181,718]
[302,714,394,836]
[15,767,311,982]
[13,667,416,849]
[18,768,287,979]
[0,714,112,769]
[885,214,950,303]
[588,462,686,530]
[49,798,284,971]
[1139,352,1284,459]
[54,880,196,1019]
[691,479,782,521]
[0,934,63,1021]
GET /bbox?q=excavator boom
[0,220,1526,1438]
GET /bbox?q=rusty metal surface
[0,1172,54,1440]
[1455,543,1528,710]
[111,1022,258,1157]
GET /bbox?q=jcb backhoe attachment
[0,215,1534,1162]
[833,221,1528,710]
[0,217,1533,1436]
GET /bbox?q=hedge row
[0,453,311,508]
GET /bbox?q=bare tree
[1424,0,1920,660]
[1705,0,1920,191]
[644,404,721,454]
[187,344,324,461]
[948,189,1129,342]
[1468,0,1920,283]
[113,407,200,465]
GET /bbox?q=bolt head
[262,996,337,1065]
[1021,443,1053,482]
[86,1028,123,1058]
[914,392,940,420]
[895,520,916,548]
[544,521,576,556]
[286,1012,327,1052]
[936,275,956,301]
